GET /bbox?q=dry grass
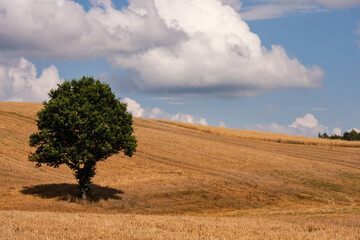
[1,210,360,239]
[159,120,360,148]
[1,101,360,238]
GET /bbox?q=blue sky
[0,0,359,137]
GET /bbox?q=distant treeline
[318,129,360,141]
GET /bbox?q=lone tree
[29,76,137,200]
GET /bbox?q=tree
[29,76,137,200]
[343,129,360,141]
[318,129,360,141]
[318,132,329,139]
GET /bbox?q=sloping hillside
[1,102,360,216]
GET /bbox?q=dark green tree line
[318,129,360,141]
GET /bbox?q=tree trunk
[76,163,96,201]
[82,188,87,200]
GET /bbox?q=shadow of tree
[21,183,124,202]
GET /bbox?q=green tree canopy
[318,129,360,141]
[29,76,137,199]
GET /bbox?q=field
[1,102,360,239]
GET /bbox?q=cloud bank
[332,127,342,135]
[0,0,323,100]
[348,128,360,133]
[0,0,182,60]
[111,0,323,97]
[244,113,330,137]
[124,97,208,125]
[245,113,360,137]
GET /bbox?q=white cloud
[245,121,360,137]
[244,113,329,137]
[240,3,319,21]
[332,127,342,136]
[123,97,144,117]
[123,97,208,125]
[0,57,62,102]
[246,122,296,135]
[240,0,360,20]
[1,0,323,98]
[219,121,227,127]
[111,0,323,97]
[348,128,360,133]
[289,113,318,128]
[0,0,182,60]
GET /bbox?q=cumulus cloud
[332,127,342,136]
[123,97,208,125]
[240,0,360,20]
[245,120,360,137]
[289,113,318,128]
[244,113,331,137]
[122,97,144,117]
[328,127,359,136]
[348,128,360,133]
[0,57,62,102]
[0,0,323,98]
[111,0,323,97]
[246,122,295,135]
[0,0,182,60]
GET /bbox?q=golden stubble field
[1,102,360,239]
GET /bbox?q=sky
[0,0,359,137]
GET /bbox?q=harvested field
[159,120,360,148]
[1,210,359,239]
[1,101,360,238]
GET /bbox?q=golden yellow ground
[1,211,359,239]
[1,102,360,239]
